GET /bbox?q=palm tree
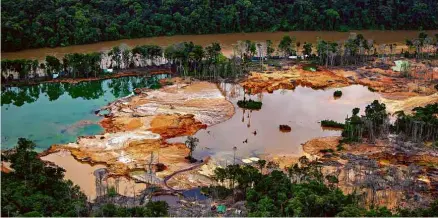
[256,159,266,174]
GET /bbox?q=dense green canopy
[2,0,437,51]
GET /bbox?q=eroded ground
[296,136,438,209]
[43,81,234,187]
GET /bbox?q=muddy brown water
[168,84,381,164]
[41,151,146,201]
[3,30,437,60]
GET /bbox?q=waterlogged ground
[1,75,168,150]
[169,84,381,163]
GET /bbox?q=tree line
[341,100,438,144]
[2,0,438,51]
[3,32,438,85]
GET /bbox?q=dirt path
[162,160,207,192]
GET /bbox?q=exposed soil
[240,65,349,94]
[42,81,235,190]
[296,136,438,210]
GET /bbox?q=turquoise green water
[1,75,168,151]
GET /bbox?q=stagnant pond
[1,75,168,150]
[169,84,381,163]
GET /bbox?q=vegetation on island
[2,0,438,51]
[320,120,345,129]
[333,90,342,97]
[1,138,169,217]
[237,99,263,110]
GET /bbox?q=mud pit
[44,81,234,185]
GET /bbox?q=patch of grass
[321,120,345,129]
[303,64,318,72]
[149,82,162,89]
[333,90,342,97]
[237,99,262,110]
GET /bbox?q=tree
[266,40,274,58]
[45,56,61,79]
[278,35,293,57]
[256,159,267,174]
[325,9,340,30]
[108,46,122,69]
[2,138,88,217]
[303,42,312,59]
[185,136,199,161]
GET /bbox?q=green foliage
[3,0,437,51]
[303,64,318,72]
[278,35,295,56]
[1,138,88,217]
[266,40,275,57]
[342,100,388,143]
[237,99,263,110]
[107,186,117,198]
[211,157,438,217]
[200,186,233,199]
[333,90,343,97]
[393,103,438,142]
[93,201,169,217]
[303,42,313,58]
[320,120,345,129]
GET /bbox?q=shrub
[237,99,262,110]
[321,120,345,129]
[333,90,342,97]
[368,87,376,92]
[339,25,350,32]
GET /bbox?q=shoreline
[1,68,172,88]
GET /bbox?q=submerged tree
[185,136,199,161]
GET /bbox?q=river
[3,30,437,60]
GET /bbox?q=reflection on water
[169,84,381,163]
[1,74,168,150]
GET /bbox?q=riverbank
[1,68,171,88]
[3,30,438,61]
